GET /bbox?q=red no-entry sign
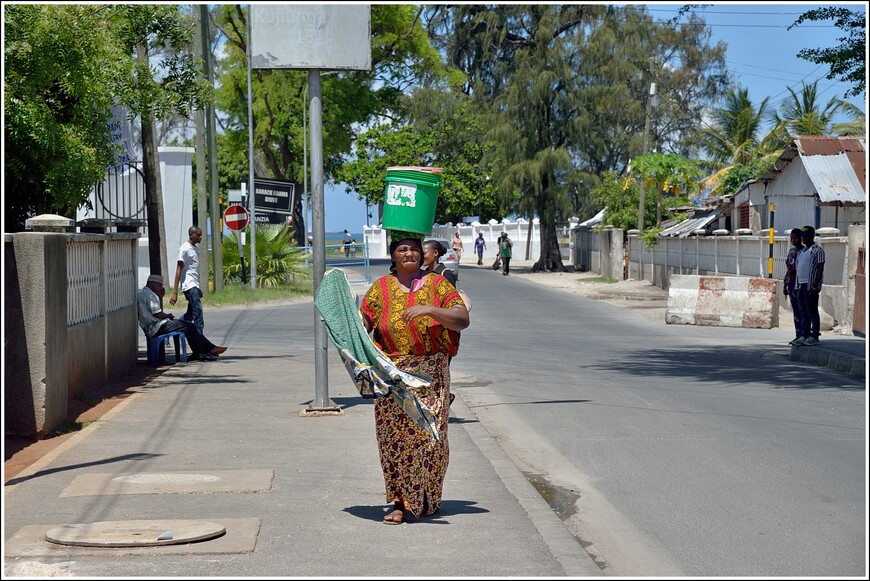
[224,205,249,231]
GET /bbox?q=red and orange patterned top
[360,272,463,358]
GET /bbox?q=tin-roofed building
[729,136,865,233]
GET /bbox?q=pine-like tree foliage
[424,5,728,271]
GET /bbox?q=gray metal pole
[246,7,257,289]
[308,69,337,412]
[303,85,310,251]
[201,6,221,292]
[194,12,209,292]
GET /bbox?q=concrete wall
[5,233,69,436]
[573,227,624,280]
[4,231,139,437]
[66,308,137,401]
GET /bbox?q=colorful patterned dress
[360,272,463,518]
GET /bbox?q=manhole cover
[45,520,226,548]
[112,474,222,485]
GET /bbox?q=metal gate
[86,162,147,230]
[854,246,865,337]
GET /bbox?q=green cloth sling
[313,268,440,442]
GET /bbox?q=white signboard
[250,5,371,71]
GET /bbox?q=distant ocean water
[323,231,362,242]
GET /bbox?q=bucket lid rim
[386,166,444,174]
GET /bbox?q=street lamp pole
[637,58,657,232]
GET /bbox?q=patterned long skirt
[374,351,451,519]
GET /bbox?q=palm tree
[222,225,311,288]
[696,88,773,166]
[771,80,844,138]
[695,88,782,195]
[831,101,866,136]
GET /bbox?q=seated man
[138,275,227,362]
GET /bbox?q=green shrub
[222,226,311,288]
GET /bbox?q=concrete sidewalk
[3,301,603,578]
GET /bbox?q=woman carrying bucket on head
[452,232,463,263]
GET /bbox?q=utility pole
[637,58,656,232]
[201,6,222,292]
[245,9,257,289]
[195,7,209,293]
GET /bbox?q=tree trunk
[138,44,168,279]
[531,216,567,273]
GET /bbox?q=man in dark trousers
[783,228,804,346]
[169,226,204,334]
[343,229,353,257]
[499,233,513,276]
[794,225,825,346]
[139,275,227,361]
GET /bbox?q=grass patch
[49,419,96,437]
[579,276,617,284]
[201,281,313,308]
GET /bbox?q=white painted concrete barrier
[666,275,779,328]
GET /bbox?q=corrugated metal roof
[659,208,721,238]
[801,152,865,204]
[757,136,866,202]
[796,136,864,156]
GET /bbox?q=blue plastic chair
[146,330,188,366]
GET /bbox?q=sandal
[383,508,406,525]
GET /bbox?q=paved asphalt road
[449,264,866,577]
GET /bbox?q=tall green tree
[772,80,845,138]
[111,4,211,277]
[628,152,703,227]
[335,87,503,224]
[4,4,126,231]
[789,7,866,98]
[696,88,774,167]
[424,5,728,271]
[693,88,782,196]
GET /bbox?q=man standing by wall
[170,226,205,334]
[795,225,825,345]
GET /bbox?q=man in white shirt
[170,226,204,333]
[139,275,226,361]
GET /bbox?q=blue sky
[319,2,867,231]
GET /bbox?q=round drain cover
[45,520,226,547]
[112,474,222,485]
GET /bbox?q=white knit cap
[147,274,164,285]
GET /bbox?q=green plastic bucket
[382,166,443,235]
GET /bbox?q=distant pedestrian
[452,232,464,263]
[139,275,226,362]
[499,233,513,276]
[794,225,825,346]
[784,228,804,345]
[474,233,486,265]
[170,226,205,334]
[343,229,353,257]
